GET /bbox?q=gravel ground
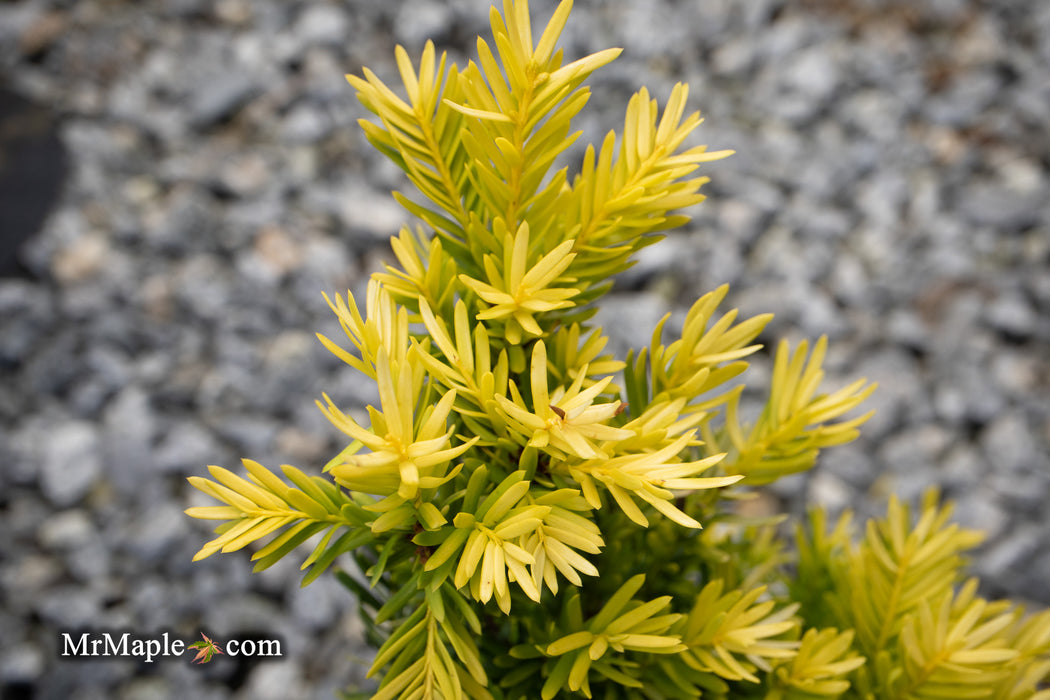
[1,0,1048,697]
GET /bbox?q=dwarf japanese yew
[187,1,1050,698]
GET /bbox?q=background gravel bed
[1,0,1048,697]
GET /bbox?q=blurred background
[1,0,1048,697]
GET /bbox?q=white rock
[295,4,350,47]
[41,421,101,507]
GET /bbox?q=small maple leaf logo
[188,632,224,664]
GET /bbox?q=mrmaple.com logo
[60,630,282,664]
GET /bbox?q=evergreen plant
[187,2,1050,697]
